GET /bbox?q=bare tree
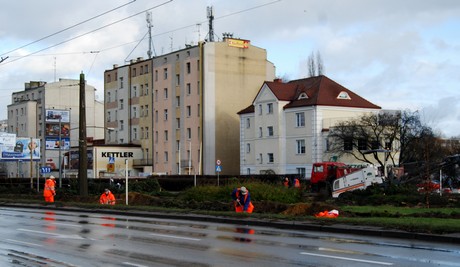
[327,112,400,168]
[307,50,325,77]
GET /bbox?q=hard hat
[49,175,55,179]
[240,186,248,195]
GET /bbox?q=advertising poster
[45,137,70,150]
[45,109,70,123]
[1,138,40,160]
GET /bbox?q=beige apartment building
[6,78,104,178]
[104,37,275,175]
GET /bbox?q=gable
[253,83,277,104]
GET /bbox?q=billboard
[45,109,70,123]
[45,137,70,150]
[1,138,41,161]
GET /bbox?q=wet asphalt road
[0,207,459,267]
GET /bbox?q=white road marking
[54,223,82,228]
[149,233,201,241]
[122,262,149,267]
[6,239,42,247]
[17,228,85,240]
[300,252,393,265]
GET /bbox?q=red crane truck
[310,162,384,198]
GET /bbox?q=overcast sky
[1,0,459,137]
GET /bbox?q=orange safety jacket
[43,179,56,197]
[100,191,116,205]
[231,188,254,213]
[294,179,300,188]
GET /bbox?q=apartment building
[238,75,384,178]
[104,37,275,175]
[6,78,104,178]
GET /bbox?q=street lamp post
[58,116,62,188]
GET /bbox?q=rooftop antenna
[207,6,215,42]
[196,23,201,43]
[146,12,155,58]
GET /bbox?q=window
[176,74,180,86]
[164,130,168,141]
[258,104,262,115]
[296,112,305,127]
[145,127,149,139]
[176,96,180,107]
[344,138,353,151]
[133,128,137,140]
[186,62,191,73]
[187,128,191,139]
[197,104,200,117]
[176,140,180,151]
[197,81,200,95]
[176,118,180,129]
[358,139,367,151]
[163,68,168,79]
[140,66,143,75]
[145,105,148,116]
[246,118,250,128]
[267,103,273,114]
[133,107,137,118]
[133,86,137,97]
[163,88,168,99]
[259,127,263,138]
[140,84,144,96]
[371,140,379,150]
[155,110,158,122]
[119,99,124,109]
[259,153,263,164]
[155,90,158,101]
[187,106,191,117]
[107,92,111,102]
[120,120,124,130]
[145,83,149,95]
[385,140,392,150]
[268,153,274,163]
[164,151,168,162]
[132,68,136,77]
[164,109,168,120]
[155,131,158,143]
[186,83,191,95]
[296,139,306,154]
[267,126,274,136]
[145,64,149,73]
[296,168,306,178]
[155,70,158,81]
[246,143,251,153]
[107,111,111,122]
[119,77,124,88]
[141,127,144,139]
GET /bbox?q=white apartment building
[6,78,104,178]
[239,75,383,178]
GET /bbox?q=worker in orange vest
[43,175,56,202]
[283,177,290,187]
[231,186,254,213]
[294,178,301,188]
[100,189,116,205]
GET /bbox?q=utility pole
[78,72,88,196]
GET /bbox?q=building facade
[104,38,275,175]
[239,76,385,178]
[6,79,104,178]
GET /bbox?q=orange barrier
[315,209,339,218]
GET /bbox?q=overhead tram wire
[0,0,173,67]
[0,0,136,58]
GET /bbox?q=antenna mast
[146,12,153,59]
[207,6,215,42]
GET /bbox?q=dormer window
[298,92,308,100]
[337,91,351,100]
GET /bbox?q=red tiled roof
[268,75,381,109]
[237,75,381,114]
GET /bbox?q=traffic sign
[40,167,51,174]
[109,157,115,164]
[216,159,221,166]
[216,165,222,172]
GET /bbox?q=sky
[1,0,459,138]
